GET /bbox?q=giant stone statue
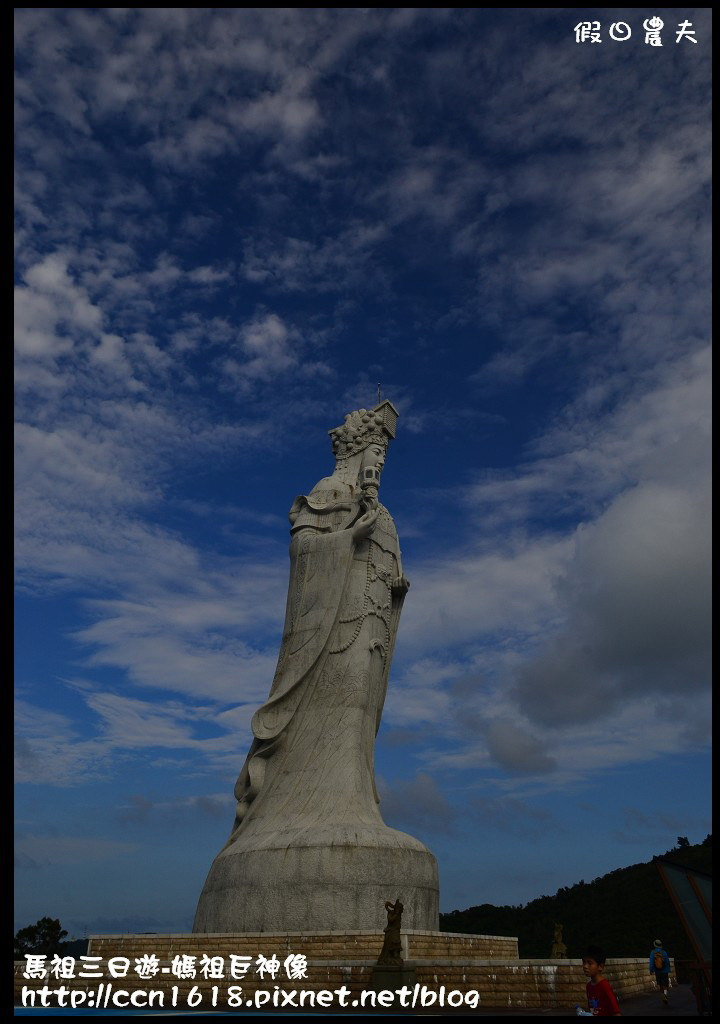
[194,401,439,933]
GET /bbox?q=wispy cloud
[378,772,456,835]
[116,793,231,825]
[15,833,139,868]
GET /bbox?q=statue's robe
[230,477,404,836]
[193,477,439,933]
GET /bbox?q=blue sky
[14,8,711,937]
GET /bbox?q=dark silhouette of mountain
[439,835,711,959]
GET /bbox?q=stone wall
[87,929,518,961]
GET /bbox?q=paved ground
[465,982,702,1016]
[612,983,702,1017]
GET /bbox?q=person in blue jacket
[649,939,671,1004]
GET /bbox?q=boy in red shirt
[581,945,621,1016]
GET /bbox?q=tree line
[439,835,711,960]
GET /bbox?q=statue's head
[329,400,397,460]
[328,400,399,490]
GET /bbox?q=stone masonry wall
[87,930,518,961]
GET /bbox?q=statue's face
[360,443,386,473]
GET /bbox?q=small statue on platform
[551,922,567,957]
[377,898,404,966]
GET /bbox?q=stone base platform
[89,928,519,962]
[14,931,673,1011]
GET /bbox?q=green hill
[439,835,711,959]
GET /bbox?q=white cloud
[513,476,711,727]
[380,148,489,228]
[15,421,153,510]
[241,223,387,293]
[378,772,456,834]
[15,252,101,359]
[219,311,332,391]
[15,686,258,788]
[15,701,116,786]
[484,719,556,775]
[75,590,282,702]
[381,346,710,783]
[396,535,571,656]
[239,312,297,376]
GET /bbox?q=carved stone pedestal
[193,823,439,933]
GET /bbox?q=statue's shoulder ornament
[289,481,357,534]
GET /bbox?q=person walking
[649,939,671,1004]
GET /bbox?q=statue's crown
[329,400,398,459]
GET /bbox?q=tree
[676,836,691,848]
[14,918,69,959]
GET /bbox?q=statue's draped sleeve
[230,493,359,832]
[251,502,356,741]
